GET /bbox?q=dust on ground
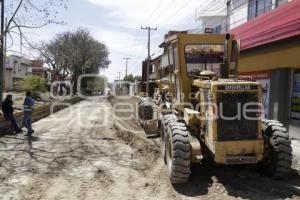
[110,96,300,200]
[0,97,299,200]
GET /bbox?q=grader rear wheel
[139,101,153,121]
[165,120,191,184]
[258,120,292,179]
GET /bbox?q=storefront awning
[229,0,300,50]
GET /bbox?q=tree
[0,0,67,101]
[80,76,107,95]
[39,28,110,93]
[2,0,68,49]
[133,75,142,82]
[22,75,46,93]
[124,74,142,82]
[123,74,134,82]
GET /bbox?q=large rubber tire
[165,120,191,184]
[258,120,292,179]
[161,114,177,142]
[138,100,153,121]
[161,114,177,164]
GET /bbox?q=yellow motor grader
[138,31,292,184]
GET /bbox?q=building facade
[227,0,300,135]
[194,0,299,135]
[4,55,32,91]
[31,60,46,77]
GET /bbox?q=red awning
[229,0,300,50]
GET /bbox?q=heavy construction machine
[138,31,292,184]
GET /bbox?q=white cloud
[86,0,206,28]
[9,0,215,83]
[85,0,212,82]
[92,29,148,82]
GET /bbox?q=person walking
[23,91,35,136]
[1,94,23,134]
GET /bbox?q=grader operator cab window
[185,44,224,77]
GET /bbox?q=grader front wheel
[165,120,191,184]
[258,120,292,179]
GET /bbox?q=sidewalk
[290,124,300,141]
[289,125,300,168]
[292,140,300,172]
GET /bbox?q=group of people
[1,91,35,137]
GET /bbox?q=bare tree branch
[1,0,67,51]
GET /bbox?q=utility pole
[226,0,231,31]
[141,26,157,96]
[123,57,131,78]
[118,72,122,91]
[0,0,4,102]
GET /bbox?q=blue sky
[10,0,215,82]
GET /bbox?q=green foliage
[134,75,142,81]
[123,74,134,82]
[81,76,107,94]
[123,74,142,82]
[41,28,111,93]
[22,75,46,93]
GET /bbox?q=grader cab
[138,32,292,184]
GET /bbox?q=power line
[150,0,179,23]
[192,5,228,33]
[155,0,195,26]
[176,0,225,31]
[143,0,167,25]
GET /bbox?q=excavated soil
[0,97,299,200]
[110,96,300,200]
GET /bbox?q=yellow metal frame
[161,32,265,165]
[174,33,233,103]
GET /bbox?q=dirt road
[0,98,300,200]
[0,99,172,200]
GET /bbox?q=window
[150,64,155,74]
[185,44,224,77]
[214,25,222,34]
[257,0,266,16]
[264,0,272,11]
[173,44,179,70]
[248,0,273,20]
[277,0,288,7]
[248,0,257,20]
[168,45,174,66]
[172,44,181,100]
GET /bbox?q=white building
[4,55,32,91]
[196,15,227,33]
[229,0,290,30]
[194,0,291,33]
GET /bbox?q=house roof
[229,0,300,50]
